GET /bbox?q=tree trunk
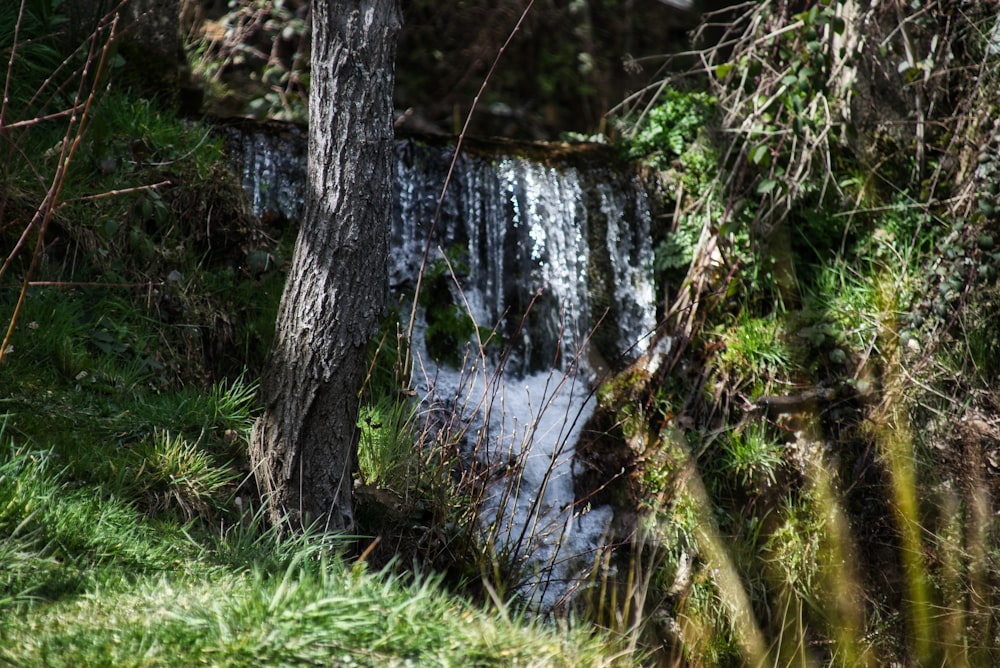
[249,0,401,533]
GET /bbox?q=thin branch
[1,105,85,131]
[0,0,28,130]
[58,180,173,206]
[0,280,163,289]
[0,12,121,364]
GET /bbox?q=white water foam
[412,353,613,611]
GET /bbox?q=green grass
[0,436,619,666]
[0,300,256,516]
[0,439,195,606]
[0,360,627,666]
[714,314,792,394]
[718,424,784,490]
[2,563,614,667]
[357,397,419,490]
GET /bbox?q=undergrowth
[0,439,614,667]
[593,1,1000,665]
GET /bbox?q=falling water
[225,121,307,224]
[227,127,656,610]
[393,140,655,609]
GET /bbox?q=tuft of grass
[715,314,792,393]
[719,424,784,490]
[124,428,239,521]
[357,396,418,490]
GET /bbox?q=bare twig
[0,10,122,364]
[0,0,28,131]
[57,180,173,206]
[0,105,84,131]
[0,280,163,289]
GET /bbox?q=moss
[596,366,650,411]
[417,253,482,368]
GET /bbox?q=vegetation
[4,0,1000,666]
[596,0,1000,664]
[0,1,622,665]
[0,442,615,666]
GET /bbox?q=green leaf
[715,63,735,80]
[749,144,771,167]
[756,179,778,195]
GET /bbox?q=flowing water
[227,126,656,610]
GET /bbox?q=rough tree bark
[249,0,401,532]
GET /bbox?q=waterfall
[226,126,656,610]
[392,140,654,377]
[394,140,655,609]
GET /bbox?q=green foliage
[2,83,281,375]
[209,373,259,436]
[0,0,65,117]
[604,3,1000,663]
[2,289,160,391]
[0,275,629,663]
[124,429,239,521]
[730,1,848,182]
[0,439,192,607]
[7,1,1000,665]
[357,398,417,489]
[621,86,724,282]
[625,87,717,168]
[0,6,638,665]
[0,436,623,666]
[84,93,225,180]
[719,424,784,490]
[763,495,824,597]
[538,40,597,99]
[715,314,792,392]
[653,207,710,274]
[0,287,259,520]
[418,251,489,367]
[185,0,309,122]
[0,552,616,667]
